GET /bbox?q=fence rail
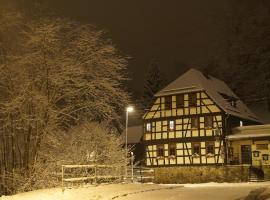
[61,164,125,191]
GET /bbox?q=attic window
[231,100,237,107]
[189,93,197,107]
[164,96,172,110]
[219,92,238,108]
[176,94,184,108]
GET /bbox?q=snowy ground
[1,182,270,200]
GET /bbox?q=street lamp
[125,106,134,180]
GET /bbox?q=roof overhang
[227,124,270,141]
[227,133,270,140]
[155,86,203,97]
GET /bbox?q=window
[256,144,268,150]
[157,144,164,157]
[169,120,175,131]
[263,154,269,161]
[146,123,151,132]
[229,147,234,157]
[189,93,197,107]
[176,94,184,108]
[169,143,176,156]
[240,121,243,127]
[191,117,199,129]
[164,96,172,110]
[206,142,215,154]
[205,116,213,128]
[230,100,237,107]
[192,143,200,155]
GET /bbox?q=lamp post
[125,106,134,180]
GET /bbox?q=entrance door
[241,145,252,164]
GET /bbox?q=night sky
[36,0,229,95]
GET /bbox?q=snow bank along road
[1,182,270,200]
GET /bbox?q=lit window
[165,96,172,110]
[191,117,199,129]
[206,142,215,154]
[189,93,197,107]
[169,120,175,131]
[192,143,200,154]
[240,121,243,127]
[205,116,213,128]
[176,94,184,108]
[157,144,164,157]
[146,123,151,132]
[169,143,176,156]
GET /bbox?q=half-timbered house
[142,68,267,168]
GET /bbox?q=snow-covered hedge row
[154,166,250,184]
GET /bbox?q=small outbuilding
[228,124,270,166]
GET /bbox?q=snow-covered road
[1,182,270,200]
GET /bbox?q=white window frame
[169,120,175,131]
[146,123,151,132]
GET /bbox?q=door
[241,145,252,164]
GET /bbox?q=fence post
[131,152,134,182]
[62,165,64,193]
[94,165,97,184]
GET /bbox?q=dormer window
[219,92,238,108]
[240,120,243,127]
[231,100,237,107]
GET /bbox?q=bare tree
[0,12,130,194]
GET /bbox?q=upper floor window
[176,94,184,108]
[169,143,176,156]
[189,93,197,107]
[146,123,151,132]
[191,117,199,129]
[192,142,200,155]
[164,96,172,110]
[157,144,164,157]
[205,116,213,128]
[169,120,175,131]
[206,141,215,154]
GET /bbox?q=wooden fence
[61,164,125,191]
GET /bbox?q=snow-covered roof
[227,124,270,140]
[155,68,262,123]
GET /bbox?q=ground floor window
[169,143,176,156]
[192,142,200,155]
[157,144,164,157]
[206,141,215,154]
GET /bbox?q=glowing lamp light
[126,106,134,112]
